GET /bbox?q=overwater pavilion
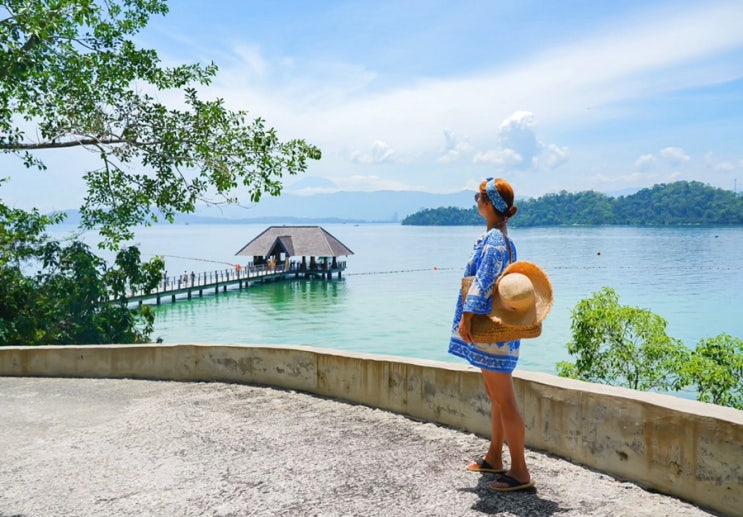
[121,225,354,305]
[235,225,354,279]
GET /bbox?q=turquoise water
[121,223,743,376]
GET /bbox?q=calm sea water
[98,223,743,376]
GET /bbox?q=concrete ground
[0,377,717,517]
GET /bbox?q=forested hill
[401,181,743,226]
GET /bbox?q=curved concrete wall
[1,343,740,516]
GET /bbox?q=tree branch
[1,137,156,150]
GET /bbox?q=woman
[448,177,534,492]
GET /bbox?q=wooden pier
[123,261,347,306]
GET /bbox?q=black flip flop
[489,474,535,492]
[466,457,507,474]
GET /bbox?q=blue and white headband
[485,177,509,214]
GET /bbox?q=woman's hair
[479,178,518,218]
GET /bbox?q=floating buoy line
[346,267,458,276]
[143,254,740,277]
[144,254,238,267]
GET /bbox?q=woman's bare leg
[481,369,530,485]
[482,372,505,470]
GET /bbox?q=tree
[557,288,743,409]
[0,1,320,345]
[401,181,743,226]
[402,206,480,225]
[1,0,320,245]
[0,201,163,344]
[678,334,743,409]
[557,287,689,392]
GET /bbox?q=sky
[5,0,743,211]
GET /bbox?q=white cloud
[284,176,340,195]
[496,111,541,169]
[220,2,741,157]
[659,147,690,166]
[543,144,570,170]
[704,153,740,172]
[594,171,654,185]
[470,111,567,171]
[285,186,339,196]
[155,1,743,202]
[233,44,267,78]
[714,162,736,172]
[351,140,395,164]
[473,148,523,166]
[635,154,657,172]
[332,174,415,191]
[438,129,474,163]
[8,1,743,210]
[636,147,690,173]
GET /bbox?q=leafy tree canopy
[678,334,743,409]
[1,0,321,246]
[0,1,320,345]
[0,199,163,344]
[402,181,743,226]
[557,287,689,392]
[557,287,743,409]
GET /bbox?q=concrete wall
[1,343,740,516]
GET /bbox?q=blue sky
[5,0,743,210]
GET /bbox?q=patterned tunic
[448,228,520,373]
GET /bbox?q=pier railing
[121,260,347,305]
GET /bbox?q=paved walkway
[0,377,716,517]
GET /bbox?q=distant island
[401,181,743,226]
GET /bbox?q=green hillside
[401,181,743,226]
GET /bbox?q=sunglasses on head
[474,193,488,203]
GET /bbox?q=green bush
[558,288,742,409]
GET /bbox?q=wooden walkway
[124,262,347,305]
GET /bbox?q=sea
[60,223,743,379]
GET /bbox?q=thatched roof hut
[235,226,354,260]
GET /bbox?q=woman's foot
[489,473,535,492]
[466,457,506,474]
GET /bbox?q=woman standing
[448,177,534,492]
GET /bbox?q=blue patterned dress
[448,228,520,373]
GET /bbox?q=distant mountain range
[189,190,478,223]
[56,187,653,225]
[59,190,477,224]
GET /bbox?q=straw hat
[491,261,553,327]
[461,261,553,342]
